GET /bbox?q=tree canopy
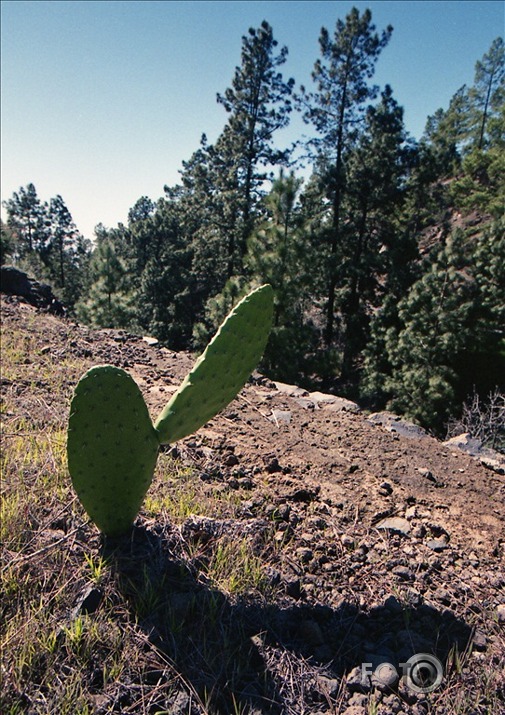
[4,16,503,443]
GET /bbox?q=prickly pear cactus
[67,284,273,537]
[67,366,159,536]
[155,283,274,444]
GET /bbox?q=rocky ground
[1,295,504,715]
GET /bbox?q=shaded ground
[1,295,504,715]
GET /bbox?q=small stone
[317,676,340,698]
[73,586,103,617]
[473,631,487,651]
[223,452,239,467]
[269,409,292,425]
[308,515,328,529]
[372,661,399,691]
[296,397,317,410]
[265,457,282,473]
[288,487,319,503]
[341,534,355,547]
[497,604,505,625]
[382,693,402,713]
[300,531,314,543]
[418,467,436,482]
[376,517,411,535]
[412,524,426,539]
[379,481,393,495]
[468,551,480,567]
[276,503,291,521]
[346,665,371,693]
[170,691,190,712]
[426,539,449,552]
[437,589,452,606]
[283,576,301,599]
[392,565,415,582]
[348,692,368,707]
[296,547,313,563]
[237,476,253,489]
[384,595,403,613]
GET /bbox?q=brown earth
[1,295,504,715]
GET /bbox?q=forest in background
[2,8,504,443]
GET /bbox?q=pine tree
[124,196,160,279]
[243,171,320,382]
[163,140,229,328]
[0,220,16,265]
[3,185,91,308]
[340,85,413,382]
[460,217,505,395]
[470,37,505,150]
[422,85,471,173]
[135,198,195,348]
[365,223,505,433]
[246,170,304,322]
[450,144,505,218]
[448,53,505,219]
[46,194,91,307]
[299,7,392,345]
[216,20,295,270]
[3,183,51,263]
[175,20,294,311]
[76,229,135,329]
[382,232,477,430]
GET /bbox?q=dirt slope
[1,295,504,715]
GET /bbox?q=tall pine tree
[76,226,135,329]
[215,20,295,271]
[339,85,414,383]
[299,7,392,345]
[471,37,505,150]
[3,183,50,263]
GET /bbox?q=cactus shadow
[101,525,473,714]
[102,523,285,713]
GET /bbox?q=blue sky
[1,0,503,239]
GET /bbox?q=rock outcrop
[0,265,65,315]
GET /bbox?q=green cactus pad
[67,365,159,536]
[155,284,274,445]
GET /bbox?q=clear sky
[1,0,503,240]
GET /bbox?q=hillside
[1,294,504,715]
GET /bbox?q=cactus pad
[155,284,274,444]
[67,365,159,536]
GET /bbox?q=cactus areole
[67,284,273,536]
